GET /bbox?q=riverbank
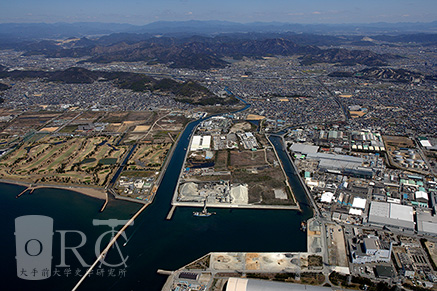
[266,133,299,207]
[170,119,198,214]
[0,178,106,200]
[279,135,320,217]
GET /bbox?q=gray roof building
[290,143,319,154]
[368,201,414,230]
[416,211,437,236]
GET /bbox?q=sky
[1,0,436,24]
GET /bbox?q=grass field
[0,135,127,186]
[127,143,172,170]
[58,125,77,133]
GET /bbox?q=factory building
[368,201,414,230]
[289,143,319,155]
[305,152,373,178]
[349,235,392,264]
[416,211,437,236]
[190,135,211,151]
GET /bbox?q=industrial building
[305,152,373,178]
[349,235,392,264]
[289,143,319,155]
[190,135,211,151]
[352,197,367,209]
[416,211,437,236]
[394,250,416,278]
[368,201,414,230]
[320,191,334,203]
[237,132,258,150]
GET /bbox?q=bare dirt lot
[326,224,348,267]
[230,150,267,168]
[214,150,229,170]
[230,121,252,133]
[100,111,155,123]
[383,135,415,148]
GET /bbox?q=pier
[72,203,148,291]
[99,191,109,212]
[157,269,173,275]
[166,205,177,220]
[15,185,34,198]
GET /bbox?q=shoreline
[0,178,107,200]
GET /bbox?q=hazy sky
[1,0,436,24]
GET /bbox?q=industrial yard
[173,117,298,209]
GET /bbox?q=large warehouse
[304,152,373,178]
[368,201,414,230]
[190,135,211,151]
[416,211,437,236]
[226,278,332,291]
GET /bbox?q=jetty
[72,203,148,291]
[99,191,109,212]
[166,205,177,220]
[15,185,35,198]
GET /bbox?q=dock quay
[166,205,177,220]
[157,269,174,276]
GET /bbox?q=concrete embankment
[279,135,319,217]
[172,201,300,210]
[266,133,300,208]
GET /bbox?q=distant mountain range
[13,34,402,69]
[0,20,436,41]
[0,21,436,70]
[329,67,427,83]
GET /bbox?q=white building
[352,197,367,209]
[190,135,211,151]
[321,192,334,203]
[350,235,392,264]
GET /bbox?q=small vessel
[193,199,215,217]
[300,221,307,232]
